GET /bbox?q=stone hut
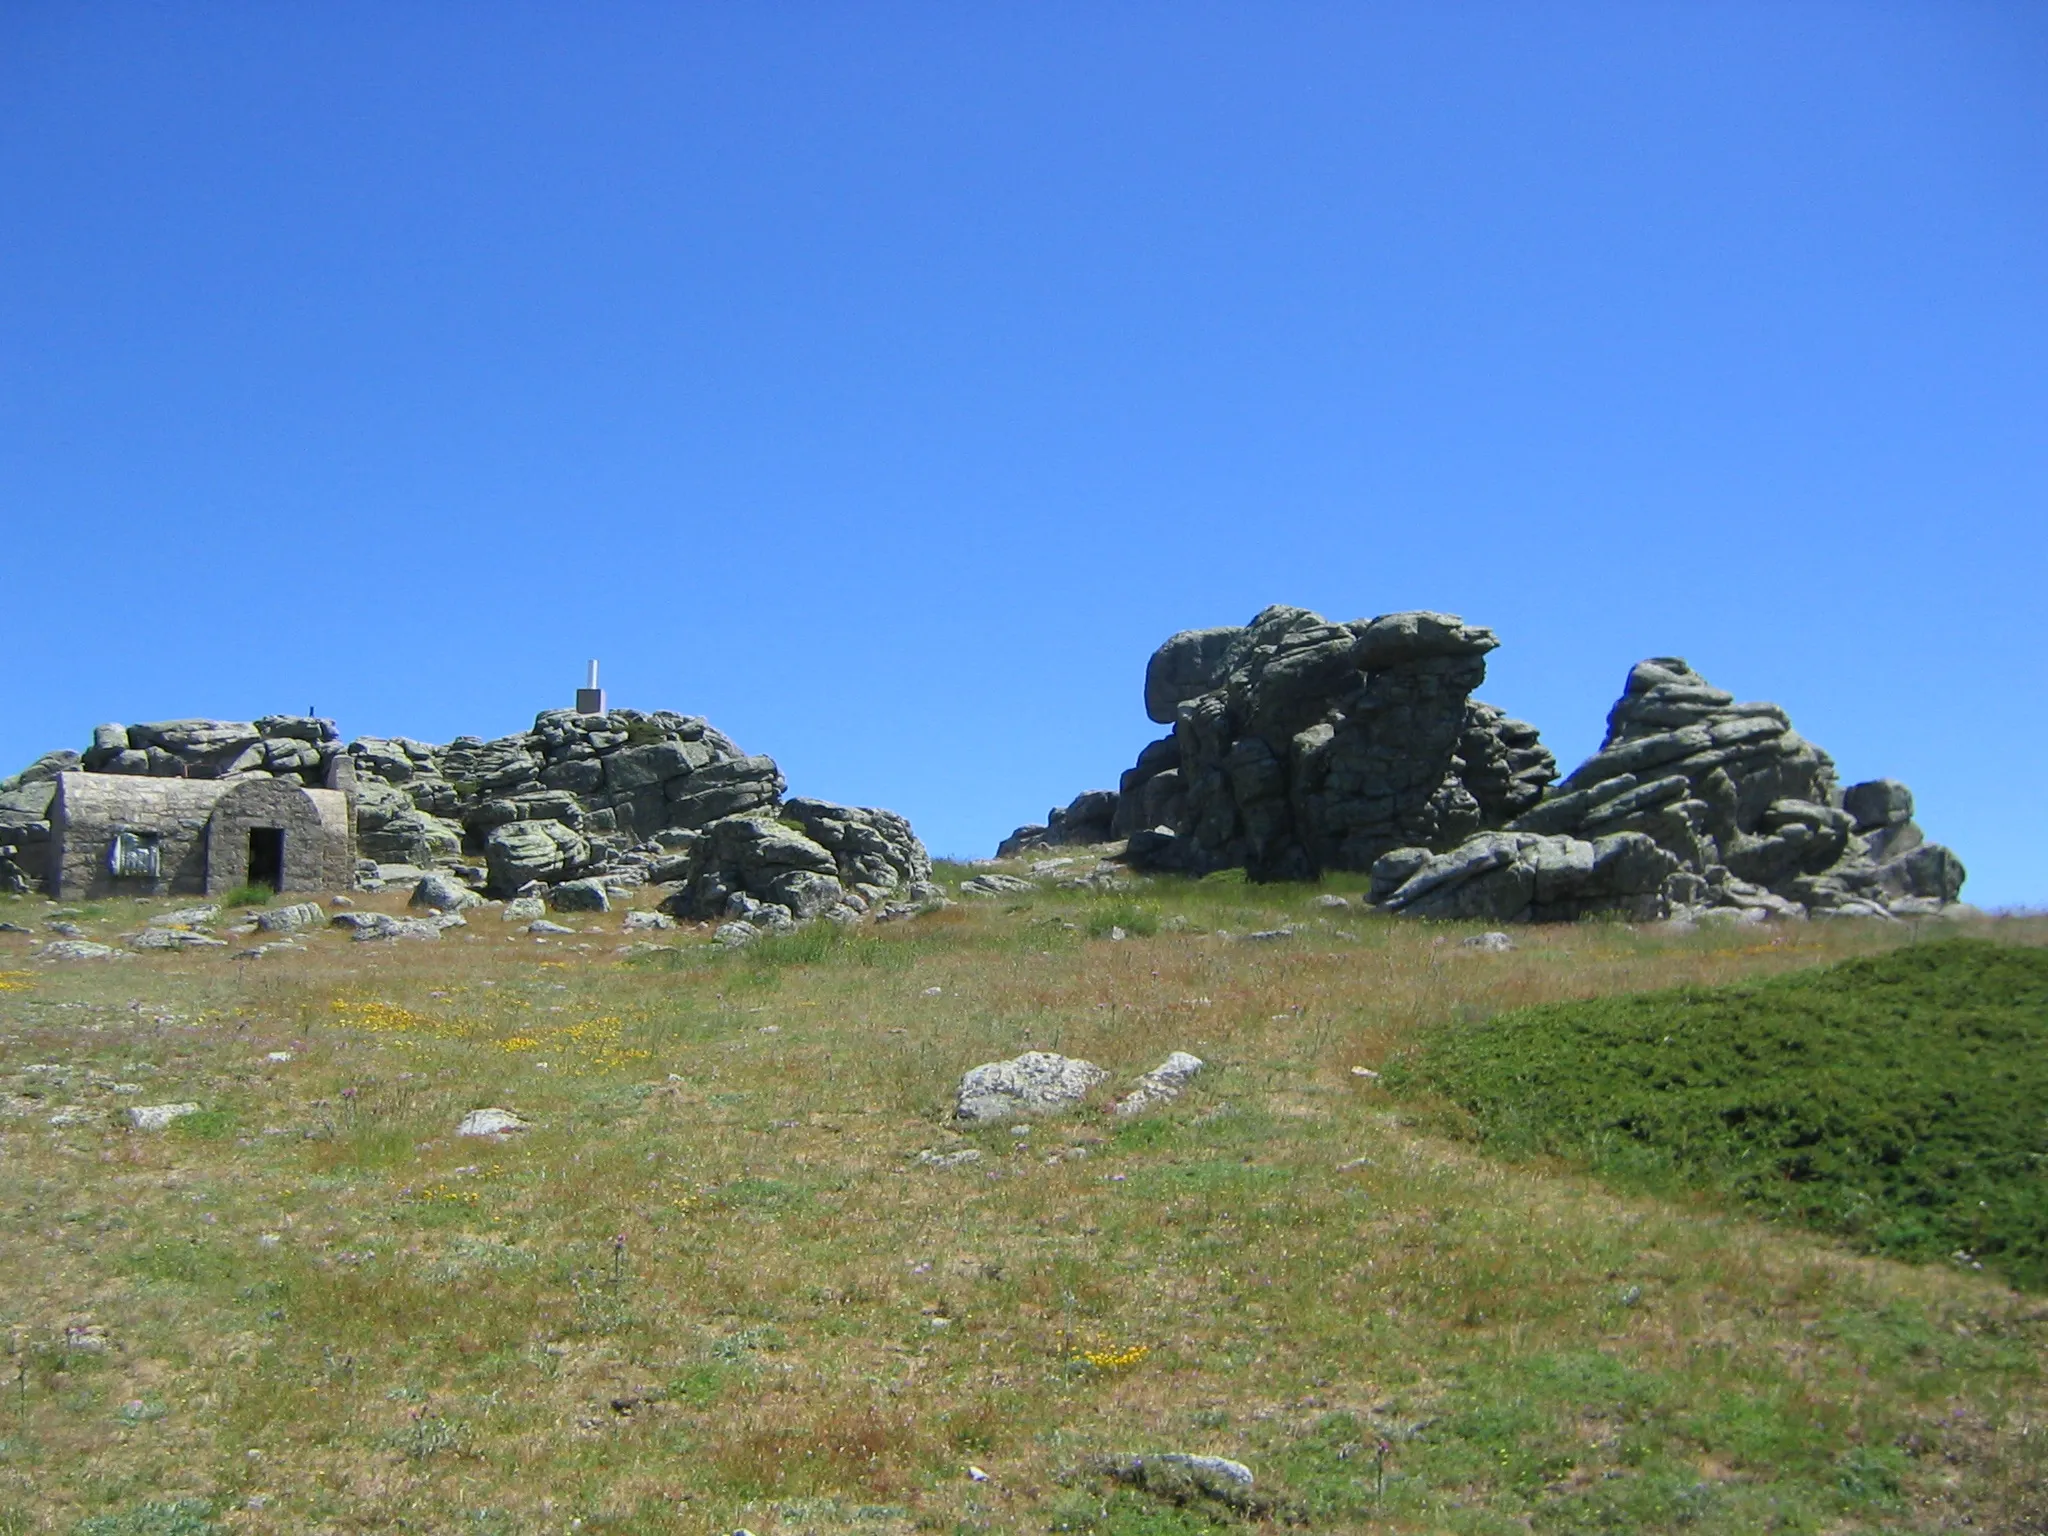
[48,769,355,899]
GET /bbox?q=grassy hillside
[2,875,2045,1535]
[1386,939,2048,1290]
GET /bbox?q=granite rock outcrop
[1371,657,1966,922]
[3,705,937,933]
[1003,608,1966,923]
[1003,605,1555,880]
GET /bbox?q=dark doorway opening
[248,827,285,890]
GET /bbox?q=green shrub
[1388,939,2048,1288]
[166,1108,235,1141]
[219,884,272,908]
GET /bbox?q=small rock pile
[1005,607,1968,922]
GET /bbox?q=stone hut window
[108,829,161,880]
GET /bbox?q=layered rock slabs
[1009,607,1964,923]
[1375,656,1964,923]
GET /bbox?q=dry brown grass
[0,879,2044,1535]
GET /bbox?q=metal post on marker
[576,660,606,716]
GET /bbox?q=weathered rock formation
[1003,605,1555,880]
[1373,657,1966,923]
[2,705,937,932]
[1004,608,1967,922]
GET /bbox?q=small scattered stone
[456,1108,530,1138]
[345,914,443,942]
[713,920,760,947]
[1461,931,1516,952]
[913,1148,983,1169]
[960,873,1035,897]
[1243,926,1298,942]
[128,1102,201,1132]
[265,1051,293,1062]
[528,920,576,936]
[1114,1051,1205,1116]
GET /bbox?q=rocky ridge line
[0,708,938,934]
[1001,606,1966,923]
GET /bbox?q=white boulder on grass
[955,1051,1107,1123]
[457,1108,530,1138]
[40,940,114,961]
[128,1103,200,1131]
[1113,1051,1205,1116]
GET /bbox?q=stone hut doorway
[203,778,350,896]
[247,827,285,890]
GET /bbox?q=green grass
[1388,938,2048,1287]
[72,1501,219,1536]
[217,883,272,908]
[6,889,2048,1533]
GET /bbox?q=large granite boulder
[1055,605,1554,880]
[1,750,81,788]
[659,798,937,927]
[780,798,938,907]
[660,815,845,923]
[73,718,342,786]
[999,787,1121,858]
[485,818,589,894]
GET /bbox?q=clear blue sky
[4,5,2043,905]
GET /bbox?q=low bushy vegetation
[1388,938,2048,1288]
